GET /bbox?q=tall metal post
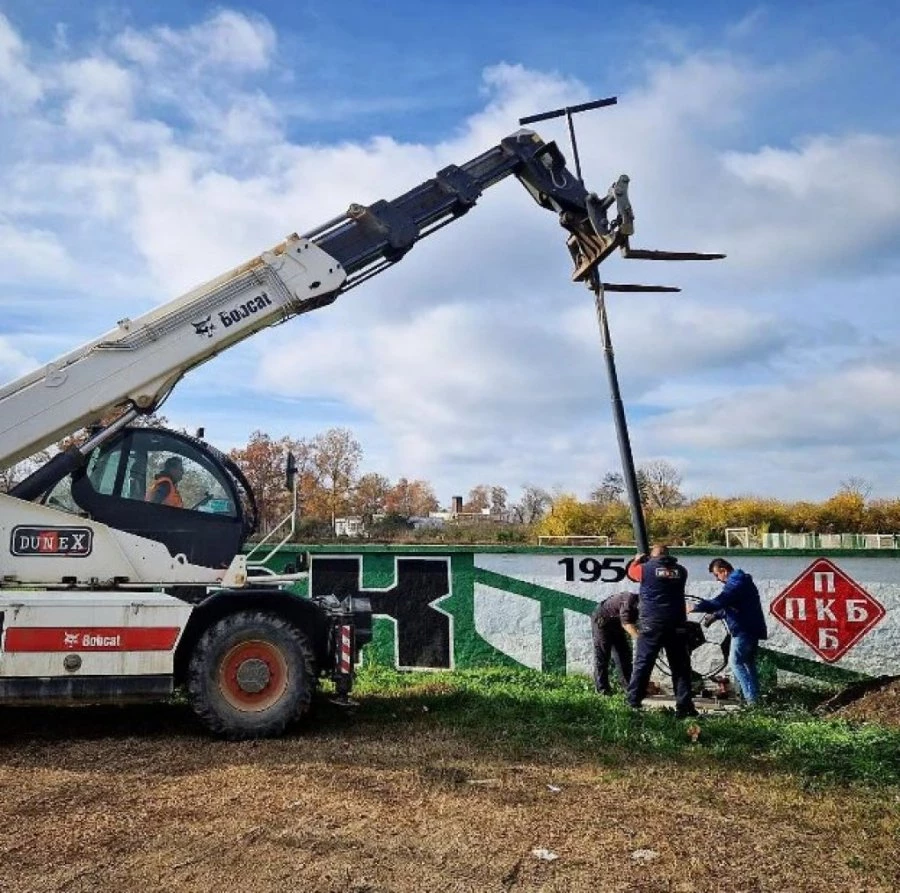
[590,272,648,553]
[520,95,651,551]
[519,96,723,551]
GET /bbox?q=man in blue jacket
[691,558,768,706]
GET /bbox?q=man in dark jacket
[626,544,698,718]
[691,558,768,705]
[590,591,640,694]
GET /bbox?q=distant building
[334,496,517,537]
[410,515,445,530]
[449,506,515,524]
[333,516,365,537]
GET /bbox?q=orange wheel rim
[218,639,289,712]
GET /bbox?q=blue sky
[8,0,899,143]
[1,1,899,504]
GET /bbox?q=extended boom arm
[0,129,643,479]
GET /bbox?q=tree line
[228,428,553,539]
[537,471,899,546]
[3,418,897,546]
[227,429,899,545]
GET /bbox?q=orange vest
[146,475,184,508]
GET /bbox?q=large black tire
[186,610,316,740]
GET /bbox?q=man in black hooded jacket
[625,544,698,718]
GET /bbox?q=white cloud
[720,133,900,273]
[0,336,38,382]
[649,357,900,452]
[214,92,282,145]
[635,352,900,500]
[560,299,791,392]
[0,221,77,283]
[0,13,42,112]
[58,56,134,132]
[0,10,898,502]
[114,10,276,75]
[726,7,768,40]
[108,11,279,149]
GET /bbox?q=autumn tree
[229,431,296,533]
[353,472,391,521]
[512,484,551,524]
[865,499,900,531]
[490,486,508,513]
[537,494,629,539]
[311,427,362,525]
[385,477,439,518]
[819,490,866,533]
[681,496,730,544]
[463,485,490,513]
[839,476,873,501]
[286,438,326,522]
[639,459,684,509]
[535,494,581,536]
[789,501,820,533]
[590,468,657,508]
[590,472,625,504]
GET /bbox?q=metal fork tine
[621,247,727,261]
[601,284,681,292]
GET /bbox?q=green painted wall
[246,544,900,685]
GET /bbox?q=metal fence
[537,535,612,547]
[762,532,900,549]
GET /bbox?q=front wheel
[187,610,316,739]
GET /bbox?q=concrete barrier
[249,545,900,686]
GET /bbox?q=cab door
[65,428,252,569]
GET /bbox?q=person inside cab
[146,456,185,508]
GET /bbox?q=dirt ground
[0,699,898,893]
[835,678,900,728]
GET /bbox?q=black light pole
[519,98,724,551]
[520,96,650,553]
[591,274,650,553]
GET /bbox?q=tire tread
[187,610,316,740]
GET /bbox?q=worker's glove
[701,614,716,629]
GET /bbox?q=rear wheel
[187,610,315,739]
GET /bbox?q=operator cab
[43,427,257,569]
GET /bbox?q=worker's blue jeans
[730,634,760,704]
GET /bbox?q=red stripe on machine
[339,624,352,674]
[3,627,181,653]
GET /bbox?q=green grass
[349,666,900,788]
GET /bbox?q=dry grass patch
[0,670,897,893]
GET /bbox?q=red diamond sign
[770,558,886,663]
